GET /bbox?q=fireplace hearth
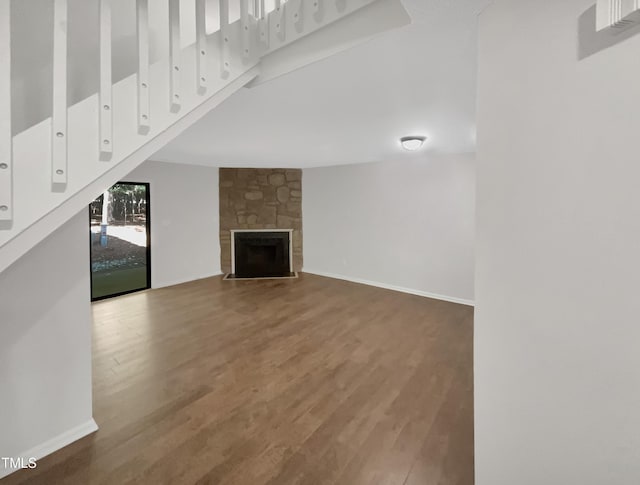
[227,230,295,279]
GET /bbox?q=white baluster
[312,0,322,15]
[289,0,302,29]
[52,0,67,189]
[0,0,12,227]
[274,0,285,41]
[99,0,113,161]
[137,0,150,134]
[258,0,268,47]
[241,0,250,58]
[196,0,207,94]
[336,0,346,13]
[220,0,230,77]
[169,0,181,112]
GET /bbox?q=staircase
[0,0,409,275]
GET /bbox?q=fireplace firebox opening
[225,230,297,280]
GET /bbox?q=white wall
[127,160,221,288]
[0,211,95,478]
[475,1,640,484]
[303,154,476,304]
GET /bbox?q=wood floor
[4,273,474,485]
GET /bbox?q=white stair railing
[259,0,269,47]
[0,0,10,229]
[196,0,208,94]
[596,0,640,32]
[52,0,68,190]
[169,0,182,113]
[99,0,113,161]
[136,0,151,135]
[0,0,410,275]
[220,0,232,77]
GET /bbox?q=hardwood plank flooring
[3,273,474,485]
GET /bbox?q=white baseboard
[302,269,475,307]
[0,418,98,480]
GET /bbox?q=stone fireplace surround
[219,168,303,274]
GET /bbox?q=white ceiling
[153,0,490,168]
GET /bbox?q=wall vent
[596,0,640,33]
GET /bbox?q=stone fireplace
[219,168,302,275]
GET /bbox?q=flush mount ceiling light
[400,136,427,151]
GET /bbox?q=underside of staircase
[0,0,410,275]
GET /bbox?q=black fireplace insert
[232,231,292,278]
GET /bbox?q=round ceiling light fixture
[400,136,427,151]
